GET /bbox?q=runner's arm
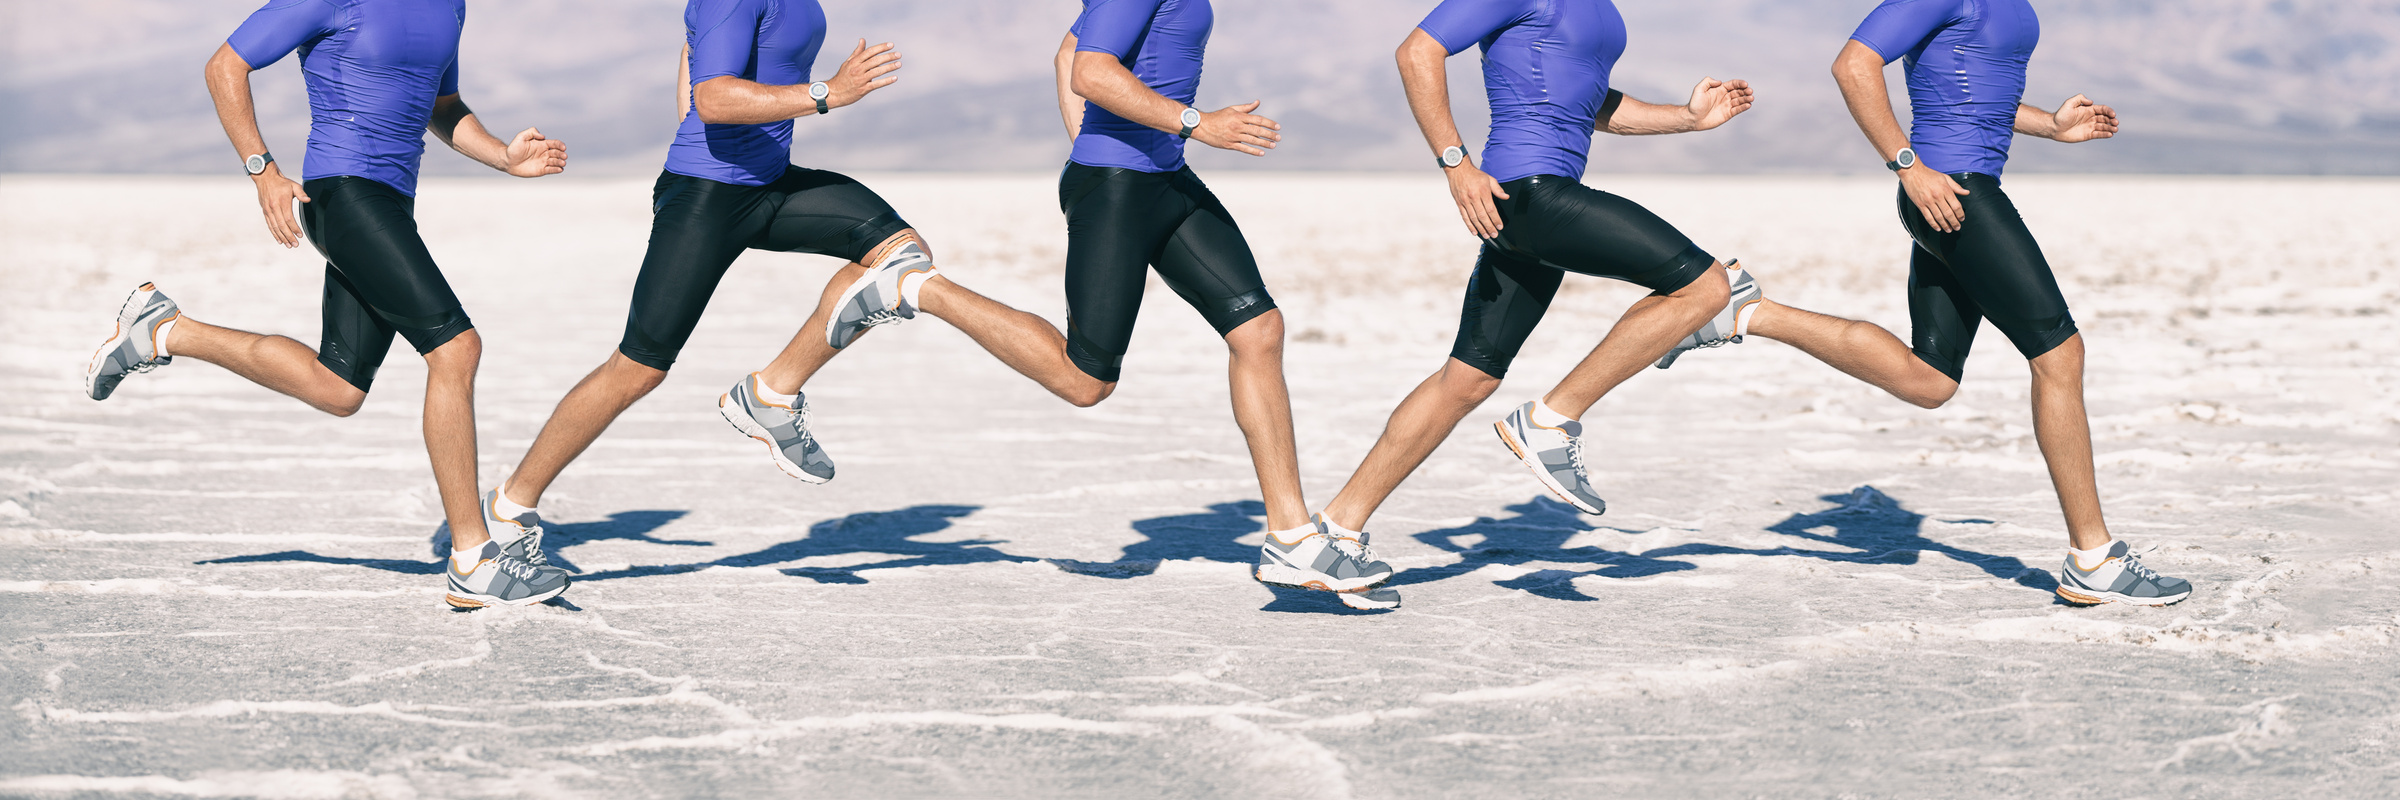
[203,43,307,248]
[692,39,899,124]
[1833,38,1968,232]
[1397,27,1507,239]
[1595,77,1752,135]
[678,44,693,123]
[429,95,567,178]
[1055,33,1084,140]
[1068,53,1279,156]
[2016,95,2116,143]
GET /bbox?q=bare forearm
[204,44,271,161]
[693,76,818,125]
[1071,52,1184,134]
[1832,40,1911,161]
[1055,34,1084,139]
[2013,103,2057,139]
[677,44,692,123]
[1397,31,1464,156]
[1595,91,1698,135]
[430,99,511,171]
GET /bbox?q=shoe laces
[2117,548,2164,583]
[1327,532,1381,566]
[518,526,550,567]
[492,552,544,582]
[1687,333,1743,350]
[853,307,910,330]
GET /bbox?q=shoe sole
[1338,586,1402,610]
[718,392,832,484]
[2055,583,2191,607]
[1492,421,1604,515]
[445,580,567,610]
[1254,563,1390,593]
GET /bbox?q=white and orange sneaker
[86,283,181,400]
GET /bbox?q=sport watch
[243,152,274,176]
[809,82,831,115]
[1177,106,1201,139]
[1438,145,1465,169]
[1884,146,1917,172]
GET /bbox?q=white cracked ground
[1,174,2395,798]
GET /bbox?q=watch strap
[1177,107,1200,140]
[244,151,274,176]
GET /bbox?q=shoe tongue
[1559,419,1582,437]
[2106,540,2130,558]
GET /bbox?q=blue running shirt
[668,0,827,186]
[1418,0,1626,183]
[1850,0,2039,178]
[227,0,465,197]
[1069,0,1212,173]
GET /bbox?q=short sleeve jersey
[1418,0,1626,183]
[667,0,828,185]
[1850,0,2039,178]
[1068,0,1212,173]
[226,0,466,197]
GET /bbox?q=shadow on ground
[1049,500,1265,578]
[574,504,1028,584]
[1391,486,2051,601]
[197,509,696,577]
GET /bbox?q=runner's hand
[503,127,568,178]
[1192,101,1280,156]
[252,163,310,248]
[1900,164,1969,233]
[2048,94,2117,143]
[1446,159,1510,240]
[1685,77,1754,131]
[827,40,902,110]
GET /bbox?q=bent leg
[2029,334,2111,550]
[162,317,368,416]
[504,351,669,509]
[917,277,1114,407]
[1321,358,1502,531]
[1744,298,1960,408]
[1542,263,1731,417]
[420,330,490,548]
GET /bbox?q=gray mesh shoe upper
[1497,402,1607,515]
[1656,262,1761,369]
[2059,541,2193,603]
[446,539,570,607]
[484,489,551,568]
[86,283,179,400]
[724,374,835,482]
[1259,523,1396,588]
[826,241,934,349]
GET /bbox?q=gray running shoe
[825,240,938,349]
[718,373,834,483]
[1338,585,1402,610]
[483,488,552,568]
[2056,541,2193,606]
[1656,260,1762,369]
[1256,518,1394,593]
[445,539,569,609]
[85,283,181,400]
[1494,401,1606,515]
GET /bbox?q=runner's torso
[1850,0,2038,178]
[1069,0,1212,173]
[1418,0,1625,183]
[668,0,828,186]
[227,0,466,197]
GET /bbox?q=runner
[1654,0,2192,606]
[1311,0,1754,566]
[83,0,573,608]
[1054,0,1396,608]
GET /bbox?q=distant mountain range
[5,0,2394,175]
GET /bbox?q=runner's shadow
[1392,487,2049,600]
[203,509,697,578]
[1049,500,1264,578]
[575,504,1025,585]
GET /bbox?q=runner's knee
[603,350,670,394]
[1224,309,1285,357]
[1063,379,1116,409]
[1437,358,1502,405]
[421,328,481,372]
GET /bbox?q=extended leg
[1223,310,1308,531]
[1541,263,1733,417]
[918,278,1113,407]
[161,318,369,416]
[503,352,668,509]
[1320,358,1502,531]
[1743,299,1960,408]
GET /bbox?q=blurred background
[5,0,2396,177]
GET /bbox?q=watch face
[1897,149,1916,169]
[245,154,265,174]
[1181,107,1201,127]
[1441,146,1463,167]
[810,82,829,100]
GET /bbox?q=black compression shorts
[296,176,474,392]
[617,167,914,371]
[1897,172,2078,382]
[1449,175,1716,378]
[1059,161,1276,382]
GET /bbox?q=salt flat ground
[1,173,2395,799]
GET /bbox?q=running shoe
[85,283,181,400]
[1338,586,1402,610]
[1494,401,1606,515]
[718,373,835,483]
[2055,541,2193,606]
[1656,260,1762,369]
[1256,518,1394,593]
[483,488,552,568]
[445,539,569,609]
[825,240,938,349]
